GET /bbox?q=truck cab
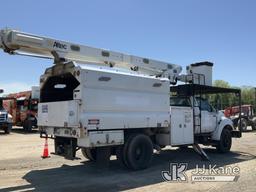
[169,96,219,134]
[169,84,241,153]
[0,98,13,134]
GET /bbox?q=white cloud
[0,82,34,95]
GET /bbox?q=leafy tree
[209,80,256,110]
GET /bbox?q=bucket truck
[0,29,241,170]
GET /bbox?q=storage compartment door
[38,100,79,127]
[170,107,194,145]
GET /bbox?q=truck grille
[0,114,7,122]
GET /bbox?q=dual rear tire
[116,134,153,170]
[81,134,153,170]
[81,148,97,161]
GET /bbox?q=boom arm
[0,28,182,83]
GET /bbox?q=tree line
[209,80,255,110]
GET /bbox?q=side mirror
[0,89,3,94]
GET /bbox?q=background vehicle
[224,105,256,131]
[0,29,242,170]
[0,89,13,134]
[4,86,39,131]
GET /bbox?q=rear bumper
[39,126,81,138]
[40,126,124,147]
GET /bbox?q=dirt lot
[0,127,255,192]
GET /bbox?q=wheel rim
[135,147,143,160]
[131,141,149,164]
[126,134,153,170]
[241,122,246,130]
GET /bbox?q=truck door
[198,98,217,133]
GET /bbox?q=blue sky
[0,0,255,93]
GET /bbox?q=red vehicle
[224,105,256,131]
[3,87,39,131]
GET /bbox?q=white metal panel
[183,110,194,143]
[79,68,170,130]
[200,111,217,133]
[170,107,194,145]
[77,130,124,147]
[38,100,79,127]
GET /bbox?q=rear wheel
[216,128,232,153]
[122,134,153,170]
[81,148,97,161]
[23,120,32,132]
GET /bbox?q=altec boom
[0,29,182,83]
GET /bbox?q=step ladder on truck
[0,29,242,170]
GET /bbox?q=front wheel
[216,128,232,153]
[4,124,12,134]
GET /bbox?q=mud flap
[54,137,77,160]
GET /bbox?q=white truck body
[38,63,170,147]
[37,62,234,149]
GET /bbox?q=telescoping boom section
[0,28,182,83]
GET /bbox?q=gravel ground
[0,127,255,192]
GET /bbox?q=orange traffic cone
[42,138,50,158]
